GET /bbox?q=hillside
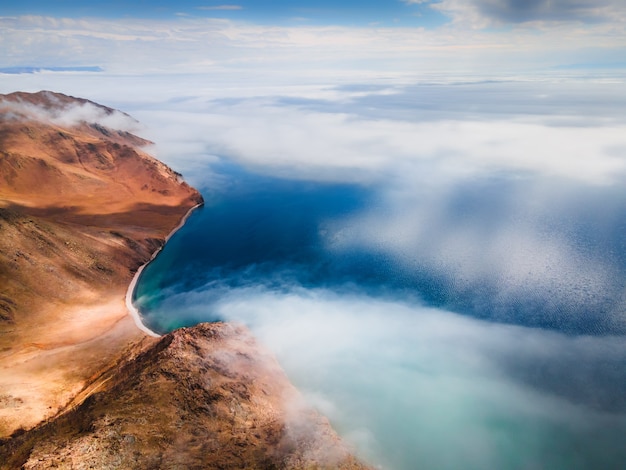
[0,91,368,469]
[1,323,366,469]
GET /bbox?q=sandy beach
[125,203,203,338]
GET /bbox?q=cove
[134,163,377,333]
[133,163,626,336]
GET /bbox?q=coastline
[125,202,204,338]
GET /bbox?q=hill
[0,91,368,469]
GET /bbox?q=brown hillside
[0,90,202,436]
[1,323,367,470]
[0,91,370,469]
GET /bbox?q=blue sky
[3,0,626,28]
[1,0,446,26]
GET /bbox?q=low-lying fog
[4,73,625,469]
[126,78,626,469]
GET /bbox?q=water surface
[134,162,626,470]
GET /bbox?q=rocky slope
[1,323,366,469]
[0,91,369,469]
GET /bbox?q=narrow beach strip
[125,202,204,337]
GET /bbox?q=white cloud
[0,14,625,75]
[432,0,626,28]
[127,95,626,185]
[51,102,137,131]
[0,94,138,132]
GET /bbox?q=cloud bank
[148,284,626,469]
[106,70,624,468]
[36,79,617,187]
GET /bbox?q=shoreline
[125,202,204,338]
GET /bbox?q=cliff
[0,92,368,469]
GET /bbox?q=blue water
[135,164,377,330]
[134,163,626,335]
[133,162,626,469]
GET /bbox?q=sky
[0,0,447,26]
[3,0,626,26]
[2,1,626,469]
[2,0,626,76]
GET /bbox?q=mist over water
[135,161,626,469]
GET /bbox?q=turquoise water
[134,162,626,469]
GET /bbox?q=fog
[0,91,138,131]
[2,71,625,468]
[146,284,626,469]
